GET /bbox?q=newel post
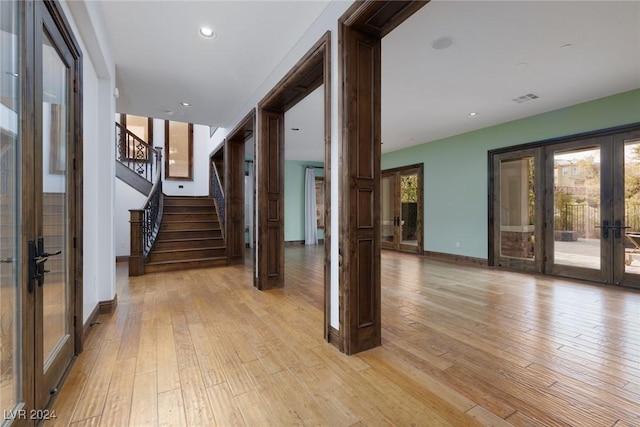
[129,209,145,276]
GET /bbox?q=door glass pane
[166,121,191,179]
[42,31,69,368]
[400,173,418,247]
[499,157,535,260]
[0,0,22,414]
[123,115,149,161]
[623,139,640,275]
[553,148,601,269]
[381,175,395,244]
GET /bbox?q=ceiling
[98,1,640,162]
[98,0,331,126]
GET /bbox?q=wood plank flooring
[47,246,640,426]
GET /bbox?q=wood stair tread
[155,237,223,243]
[151,246,226,254]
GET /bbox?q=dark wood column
[339,23,382,354]
[224,138,246,264]
[256,110,285,290]
[338,1,428,354]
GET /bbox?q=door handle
[611,220,631,239]
[28,237,62,291]
[595,220,609,239]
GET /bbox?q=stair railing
[210,160,226,240]
[128,143,164,276]
[115,122,156,183]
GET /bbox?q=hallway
[46,246,640,426]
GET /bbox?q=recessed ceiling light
[431,36,454,50]
[468,112,478,117]
[180,102,191,107]
[198,27,216,39]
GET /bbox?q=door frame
[381,163,424,254]
[224,110,255,265]
[255,32,332,342]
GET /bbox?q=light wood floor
[47,246,640,426]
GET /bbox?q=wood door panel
[355,238,374,327]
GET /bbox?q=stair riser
[153,238,224,251]
[163,198,215,207]
[157,229,222,240]
[163,213,217,222]
[148,247,227,263]
[163,206,215,214]
[145,258,228,273]
[161,222,220,231]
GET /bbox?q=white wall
[63,0,116,323]
[114,180,147,257]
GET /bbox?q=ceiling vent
[512,93,540,104]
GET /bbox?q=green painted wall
[382,89,640,259]
[284,160,325,242]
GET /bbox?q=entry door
[33,1,78,409]
[381,165,423,254]
[546,132,640,288]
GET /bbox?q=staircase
[144,196,227,273]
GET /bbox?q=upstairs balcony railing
[116,122,158,183]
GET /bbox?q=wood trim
[82,304,100,344]
[339,1,429,38]
[98,294,118,315]
[488,122,640,157]
[284,240,325,246]
[322,34,332,343]
[328,326,341,349]
[422,250,488,267]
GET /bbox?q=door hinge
[73,158,76,171]
[73,237,76,249]
[73,79,78,93]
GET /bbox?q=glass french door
[546,132,640,287]
[1,1,79,423]
[34,1,77,410]
[492,149,543,271]
[546,137,609,283]
[381,164,423,254]
[493,128,640,289]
